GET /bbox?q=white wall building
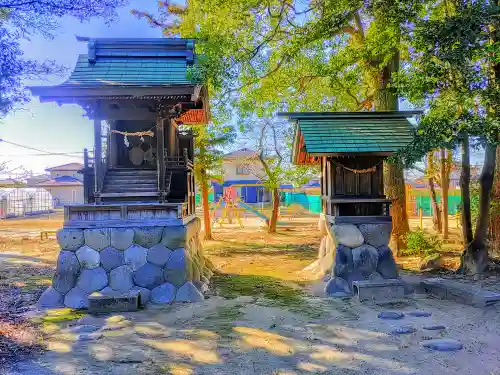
[36,163,84,206]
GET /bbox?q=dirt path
[2,214,500,374]
[6,292,500,375]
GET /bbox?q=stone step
[106,171,157,177]
[352,279,406,303]
[99,192,161,198]
[88,289,140,313]
[103,183,158,189]
[420,277,500,307]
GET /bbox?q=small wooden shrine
[281,111,419,297]
[283,111,419,221]
[30,38,208,228]
[33,38,214,310]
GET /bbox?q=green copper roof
[29,38,203,101]
[280,112,417,159]
[62,54,193,87]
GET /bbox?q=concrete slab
[352,279,405,303]
[420,278,500,307]
[88,289,140,313]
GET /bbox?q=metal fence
[0,188,55,219]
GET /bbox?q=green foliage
[469,181,500,227]
[401,229,441,256]
[190,123,236,188]
[394,0,500,167]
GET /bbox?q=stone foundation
[38,217,214,309]
[324,216,399,297]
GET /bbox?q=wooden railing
[165,148,193,171]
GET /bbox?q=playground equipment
[211,187,244,228]
[211,186,291,227]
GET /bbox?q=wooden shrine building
[30,38,208,228]
[282,111,419,220]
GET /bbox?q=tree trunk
[440,148,450,239]
[269,188,280,233]
[200,169,213,241]
[374,48,409,254]
[491,148,500,257]
[461,142,497,275]
[460,134,473,246]
[427,152,442,232]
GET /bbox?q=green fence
[281,192,322,214]
[195,193,215,206]
[413,196,462,216]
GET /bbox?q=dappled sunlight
[350,352,415,374]
[89,344,114,361]
[297,361,329,373]
[181,328,219,339]
[53,361,78,375]
[234,326,295,356]
[46,340,72,353]
[164,363,194,375]
[309,345,351,363]
[141,338,222,364]
[134,323,171,338]
[102,327,135,338]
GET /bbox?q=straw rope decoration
[335,160,383,174]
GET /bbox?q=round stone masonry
[64,287,89,309]
[147,243,173,267]
[161,225,187,249]
[100,247,125,272]
[38,287,64,308]
[133,263,164,289]
[358,223,392,248]
[352,244,379,277]
[110,228,134,250]
[109,265,134,292]
[151,283,177,304]
[76,246,101,269]
[76,267,108,294]
[124,244,148,271]
[84,228,111,251]
[52,251,81,294]
[330,224,364,248]
[175,281,204,302]
[57,228,84,251]
[164,248,187,287]
[134,227,163,248]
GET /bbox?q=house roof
[29,38,202,102]
[45,163,84,172]
[280,112,419,165]
[36,176,83,187]
[223,148,258,160]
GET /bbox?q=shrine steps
[100,168,171,203]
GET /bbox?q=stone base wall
[38,218,214,309]
[324,219,399,297]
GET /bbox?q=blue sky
[0,1,162,176]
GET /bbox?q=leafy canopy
[0,0,128,117]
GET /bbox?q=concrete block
[88,289,140,313]
[420,278,500,307]
[352,279,405,303]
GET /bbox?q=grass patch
[32,308,85,324]
[212,274,329,318]
[198,305,245,338]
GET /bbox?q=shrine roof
[279,111,420,164]
[29,38,203,102]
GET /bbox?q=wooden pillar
[166,119,177,156]
[156,115,166,195]
[94,119,102,197]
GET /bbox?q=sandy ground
[2,213,500,375]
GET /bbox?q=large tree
[134,0,425,250]
[395,0,499,274]
[242,118,318,233]
[0,0,128,117]
[191,123,236,240]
